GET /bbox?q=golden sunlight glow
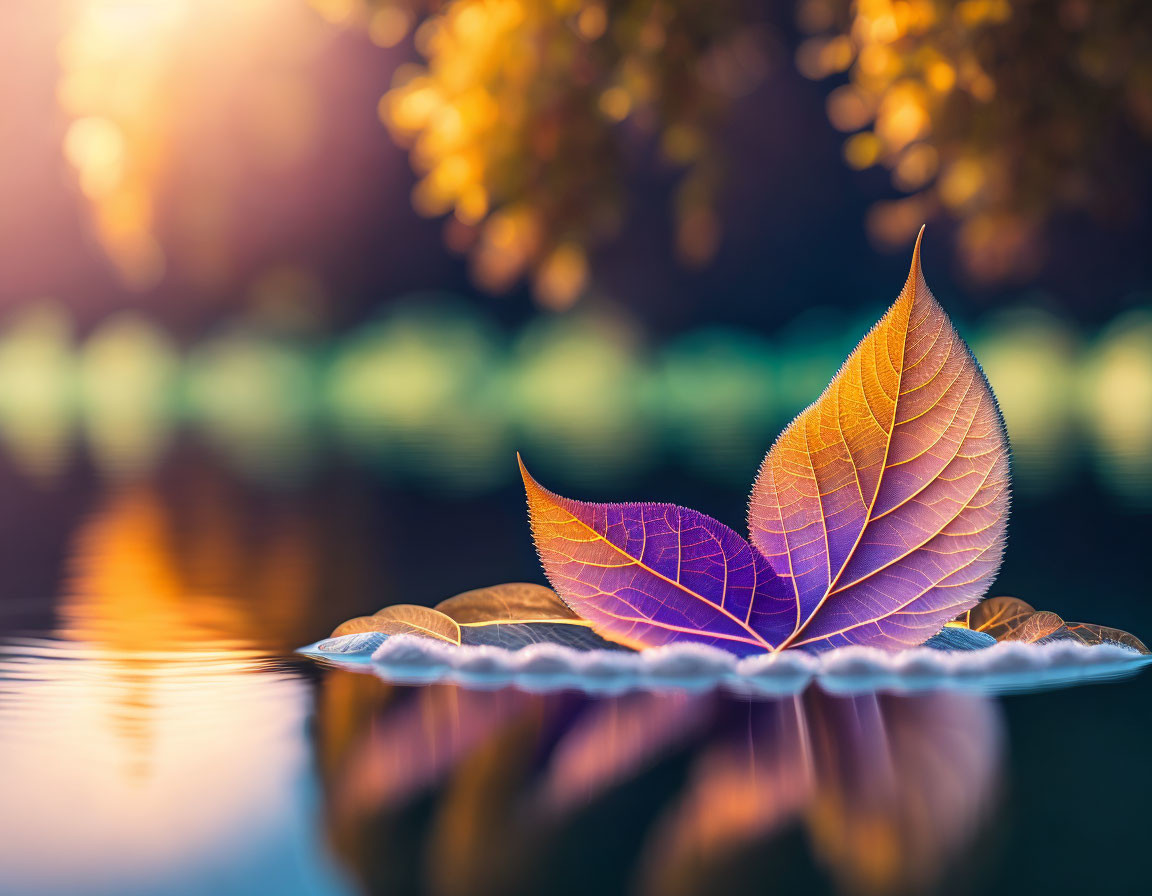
[59,486,323,650]
[58,0,185,288]
[0,480,347,891]
[58,0,340,291]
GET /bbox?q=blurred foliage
[797,0,1152,281]
[0,297,1149,504]
[55,0,1152,301]
[374,0,769,307]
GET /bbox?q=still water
[0,448,1148,896]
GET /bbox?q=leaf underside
[748,231,1011,651]
[459,621,628,650]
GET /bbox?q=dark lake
[0,442,1148,896]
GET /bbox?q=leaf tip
[517,451,538,497]
[910,223,926,277]
[898,224,931,309]
[517,452,556,533]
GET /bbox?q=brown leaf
[957,598,1149,653]
[1060,622,1150,654]
[959,596,1036,640]
[1003,611,1065,643]
[331,616,389,637]
[331,604,461,644]
[435,582,580,624]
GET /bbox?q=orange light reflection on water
[0,482,363,894]
[0,639,344,894]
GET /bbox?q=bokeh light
[797,0,1152,280]
[1080,308,1152,508]
[58,0,356,293]
[378,0,769,304]
[0,297,1145,501]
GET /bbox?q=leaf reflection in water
[316,677,1002,896]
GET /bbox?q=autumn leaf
[957,596,1036,640]
[748,229,1011,650]
[952,596,1149,653]
[1061,622,1150,653]
[436,583,582,624]
[331,604,462,644]
[516,231,1011,654]
[1003,611,1066,643]
[514,231,1012,654]
[434,582,627,649]
[519,456,795,654]
[328,585,630,651]
[330,616,393,638]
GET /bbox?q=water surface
[0,450,1148,895]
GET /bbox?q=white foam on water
[298,633,1152,696]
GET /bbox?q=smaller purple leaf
[520,456,793,655]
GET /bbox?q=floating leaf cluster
[324,239,1146,655]
[797,0,1152,280]
[519,235,1011,652]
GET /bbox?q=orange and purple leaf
[748,230,1011,651]
[519,457,793,654]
